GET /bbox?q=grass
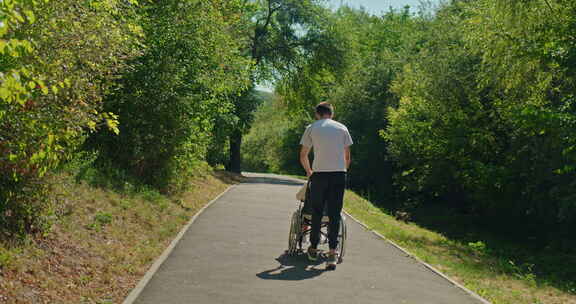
[343,190,576,304]
[0,170,242,304]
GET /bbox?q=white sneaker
[326,252,338,270]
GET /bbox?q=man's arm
[300,145,313,177]
[343,127,353,170]
[344,146,351,170]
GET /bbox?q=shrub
[386,0,576,231]
[0,0,140,235]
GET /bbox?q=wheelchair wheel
[287,210,302,256]
[336,215,347,263]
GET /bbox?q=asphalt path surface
[132,173,483,304]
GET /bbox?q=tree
[91,0,252,192]
[227,0,332,173]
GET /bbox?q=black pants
[309,172,346,250]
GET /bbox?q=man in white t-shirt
[299,102,353,270]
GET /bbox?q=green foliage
[386,3,487,207]
[0,0,140,236]
[249,0,576,243]
[327,8,420,197]
[227,0,336,174]
[0,0,52,236]
[213,89,268,168]
[94,212,112,225]
[3,0,575,256]
[273,6,421,196]
[387,0,576,228]
[92,0,252,193]
[249,0,333,80]
[468,241,487,255]
[242,94,306,174]
[1,0,261,235]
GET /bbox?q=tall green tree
[227,0,333,173]
[92,0,252,192]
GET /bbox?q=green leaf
[0,40,7,53]
[24,10,36,23]
[87,121,97,130]
[12,12,25,23]
[0,87,11,100]
[0,25,8,37]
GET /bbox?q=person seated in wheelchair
[296,181,322,238]
[298,182,329,224]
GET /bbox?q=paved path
[132,173,483,304]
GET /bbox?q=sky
[327,0,439,14]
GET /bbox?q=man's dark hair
[316,102,333,117]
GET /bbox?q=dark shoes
[307,247,319,261]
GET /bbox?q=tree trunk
[229,130,242,174]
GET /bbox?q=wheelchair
[287,183,347,263]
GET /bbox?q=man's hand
[306,169,313,178]
[344,146,351,170]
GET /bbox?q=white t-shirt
[300,119,353,172]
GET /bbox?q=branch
[252,1,281,64]
[543,0,554,13]
[262,1,281,31]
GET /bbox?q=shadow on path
[243,175,305,186]
[256,253,326,281]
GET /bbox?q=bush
[0,0,139,235]
[386,0,576,229]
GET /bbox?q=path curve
[130,173,484,304]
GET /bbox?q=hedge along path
[126,173,486,304]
